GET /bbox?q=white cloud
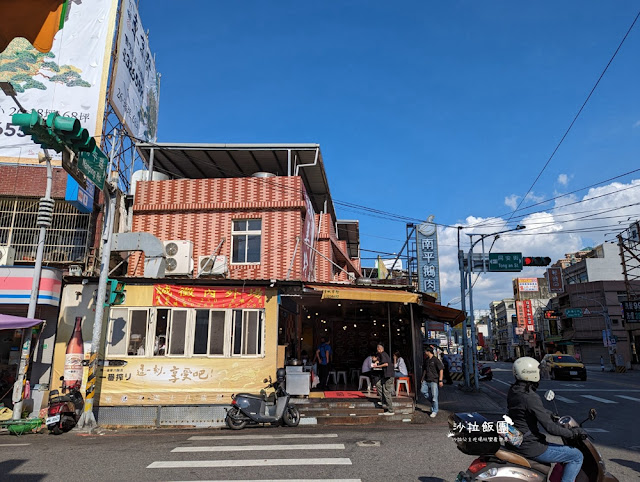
[436,178,640,312]
[504,194,519,210]
[633,120,640,128]
[557,174,569,186]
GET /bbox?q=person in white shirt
[393,351,408,377]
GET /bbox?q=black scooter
[46,377,84,435]
[225,368,300,430]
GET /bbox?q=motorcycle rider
[507,356,587,482]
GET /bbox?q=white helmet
[513,356,540,383]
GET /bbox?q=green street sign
[79,147,108,190]
[565,308,583,318]
[489,252,523,272]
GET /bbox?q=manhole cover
[357,440,381,447]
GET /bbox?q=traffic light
[12,109,64,152]
[106,279,126,306]
[523,256,551,267]
[46,112,96,153]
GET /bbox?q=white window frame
[230,309,265,358]
[192,309,230,358]
[231,218,262,264]
[106,307,151,357]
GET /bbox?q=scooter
[452,390,618,481]
[46,378,84,435]
[479,364,493,381]
[225,368,300,430]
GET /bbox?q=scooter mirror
[545,390,555,401]
[589,408,597,421]
[263,378,268,383]
[59,376,64,381]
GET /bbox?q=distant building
[564,242,623,284]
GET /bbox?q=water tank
[251,172,276,178]
[130,170,170,195]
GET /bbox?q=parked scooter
[46,378,84,435]
[225,368,300,430]
[451,390,618,481]
[479,364,493,381]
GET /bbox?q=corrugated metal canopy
[336,220,359,259]
[135,143,336,221]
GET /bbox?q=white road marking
[550,389,640,392]
[585,428,609,433]
[148,458,353,468]
[0,443,30,446]
[616,395,640,402]
[554,395,578,404]
[169,480,361,482]
[580,395,617,404]
[172,443,345,453]
[188,434,338,441]
[495,379,512,387]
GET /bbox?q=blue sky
[139,1,640,310]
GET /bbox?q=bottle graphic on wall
[63,316,84,391]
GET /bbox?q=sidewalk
[412,383,505,424]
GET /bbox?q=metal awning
[421,300,466,325]
[306,284,420,304]
[135,143,336,222]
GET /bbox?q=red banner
[153,285,265,309]
[523,299,535,331]
[516,301,526,328]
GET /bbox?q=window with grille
[0,196,90,264]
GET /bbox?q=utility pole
[78,130,120,430]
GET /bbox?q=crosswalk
[553,393,640,404]
[147,432,361,481]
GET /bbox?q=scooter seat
[235,393,264,401]
[494,449,551,475]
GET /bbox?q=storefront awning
[423,301,466,326]
[0,314,44,329]
[307,284,420,304]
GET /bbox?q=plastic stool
[396,377,411,396]
[326,370,337,386]
[336,370,347,384]
[349,368,361,383]
[358,375,372,391]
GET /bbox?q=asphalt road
[1,365,639,481]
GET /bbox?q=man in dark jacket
[372,344,395,414]
[508,357,586,482]
[421,347,444,417]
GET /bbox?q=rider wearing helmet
[508,356,586,482]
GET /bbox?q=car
[542,354,587,381]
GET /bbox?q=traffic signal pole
[78,130,119,430]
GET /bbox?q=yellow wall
[52,284,280,406]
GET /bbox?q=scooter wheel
[50,425,63,435]
[283,406,300,427]
[225,407,247,430]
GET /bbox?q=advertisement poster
[110,0,160,142]
[416,216,441,301]
[518,278,539,292]
[0,0,117,163]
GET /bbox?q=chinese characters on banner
[546,267,563,293]
[516,301,526,329]
[416,218,441,301]
[153,285,265,308]
[517,278,539,292]
[516,300,535,331]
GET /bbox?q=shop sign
[153,285,265,308]
[416,216,441,301]
[518,278,539,292]
[546,267,563,293]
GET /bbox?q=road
[0,364,639,481]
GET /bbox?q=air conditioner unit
[629,223,640,243]
[198,255,228,276]
[163,240,193,275]
[0,246,15,266]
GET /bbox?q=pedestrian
[314,337,332,389]
[600,355,605,372]
[441,351,453,385]
[421,347,444,418]
[372,344,395,414]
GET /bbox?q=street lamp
[460,224,525,390]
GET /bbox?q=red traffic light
[523,256,551,267]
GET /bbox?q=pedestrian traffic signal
[523,256,551,267]
[12,109,64,152]
[106,279,126,306]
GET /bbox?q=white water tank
[251,172,276,178]
[130,170,170,195]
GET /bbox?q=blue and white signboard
[416,215,441,301]
[65,175,94,213]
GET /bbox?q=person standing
[421,347,444,418]
[441,351,453,385]
[314,337,332,389]
[372,344,395,414]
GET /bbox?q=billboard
[518,278,539,292]
[546,267,563,293]
[0,0,118,164]
[416,216,441,301]
[110,0,160,142]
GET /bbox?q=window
[106,308,150,356]
[193,310,227,356]
[168,310,188,356]
[231,310,263,356]
[232,219,261,263]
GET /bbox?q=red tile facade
[129,176,361,282]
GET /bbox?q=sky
[138,1,640,312]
